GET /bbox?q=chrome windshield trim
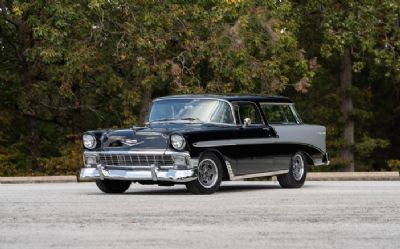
[150,97,237,125]
[148,120,238,127]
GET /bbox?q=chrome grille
[99,153,174,168]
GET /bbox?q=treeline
[0,0,399,176]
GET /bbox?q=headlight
[170,134,186,150]
[83,134,97,149]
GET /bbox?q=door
[231,102,276,175]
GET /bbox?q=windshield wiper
[180,117,204,123]
[150,118,179,122]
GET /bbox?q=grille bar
[99,153,174,168]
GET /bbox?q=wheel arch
[198,149,231,181]
[289,143,325,166]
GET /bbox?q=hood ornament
[121,139,144,146]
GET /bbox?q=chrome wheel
[292,154,305,181]
[198,159,218,188]
[186,153,223,194]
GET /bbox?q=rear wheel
[185,153,223,194]
[278,152,307,188]
[95,179,131,193]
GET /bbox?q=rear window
[260,104,300,124]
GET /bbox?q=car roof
[154,94,293,103]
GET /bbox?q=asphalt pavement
[1,181,400,249]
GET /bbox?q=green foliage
[387,160,400,173]
[355,136,389,158]
[39,140,83,176]
[0,0,399,175]
[290,0,400,171]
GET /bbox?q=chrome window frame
[231,101,266,126]
[259,102,302,125]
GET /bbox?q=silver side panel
[271,124,327,153]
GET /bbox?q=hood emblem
[121,139,144,146]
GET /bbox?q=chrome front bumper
[80,167,197,182]
[79,150,198,183]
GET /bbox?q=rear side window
[261,104,300,124]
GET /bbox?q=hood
[86,123,233,151]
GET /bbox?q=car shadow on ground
[87,182,290,195]
[218,183,282,193]
[86,182,319,195]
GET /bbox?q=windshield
[149,99,234,124]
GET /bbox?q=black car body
[80,95,329,194]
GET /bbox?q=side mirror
[243,118,251,127]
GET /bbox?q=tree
[88,0,314,126]
[0,0,114,174]
[294,0,399,171]
[1,0,398,175]
[205,0,315,94]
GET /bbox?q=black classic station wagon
[80,95,329,194]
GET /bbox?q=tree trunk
[71,83,82,143]
[23,69,43,173]
[16,21,43,173]
[139,88,152,126]
[29,116,42,172]
[339,47,355,171]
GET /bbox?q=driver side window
[233,102,263,125]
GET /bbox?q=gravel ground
[1,181,400,249]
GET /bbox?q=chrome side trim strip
[224,160,288,180]
[194,139,326,154]
[232,170,289,180]
[193,138,273,147]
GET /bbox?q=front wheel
[185,153,223,194]
[95,179,131,193]
[278,152,307,188]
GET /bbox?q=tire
[278,152,307,188]
[95,179,132,193]
[185,152,223,194]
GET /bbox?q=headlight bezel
[83,134,97,149]
[170,134,186,151]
